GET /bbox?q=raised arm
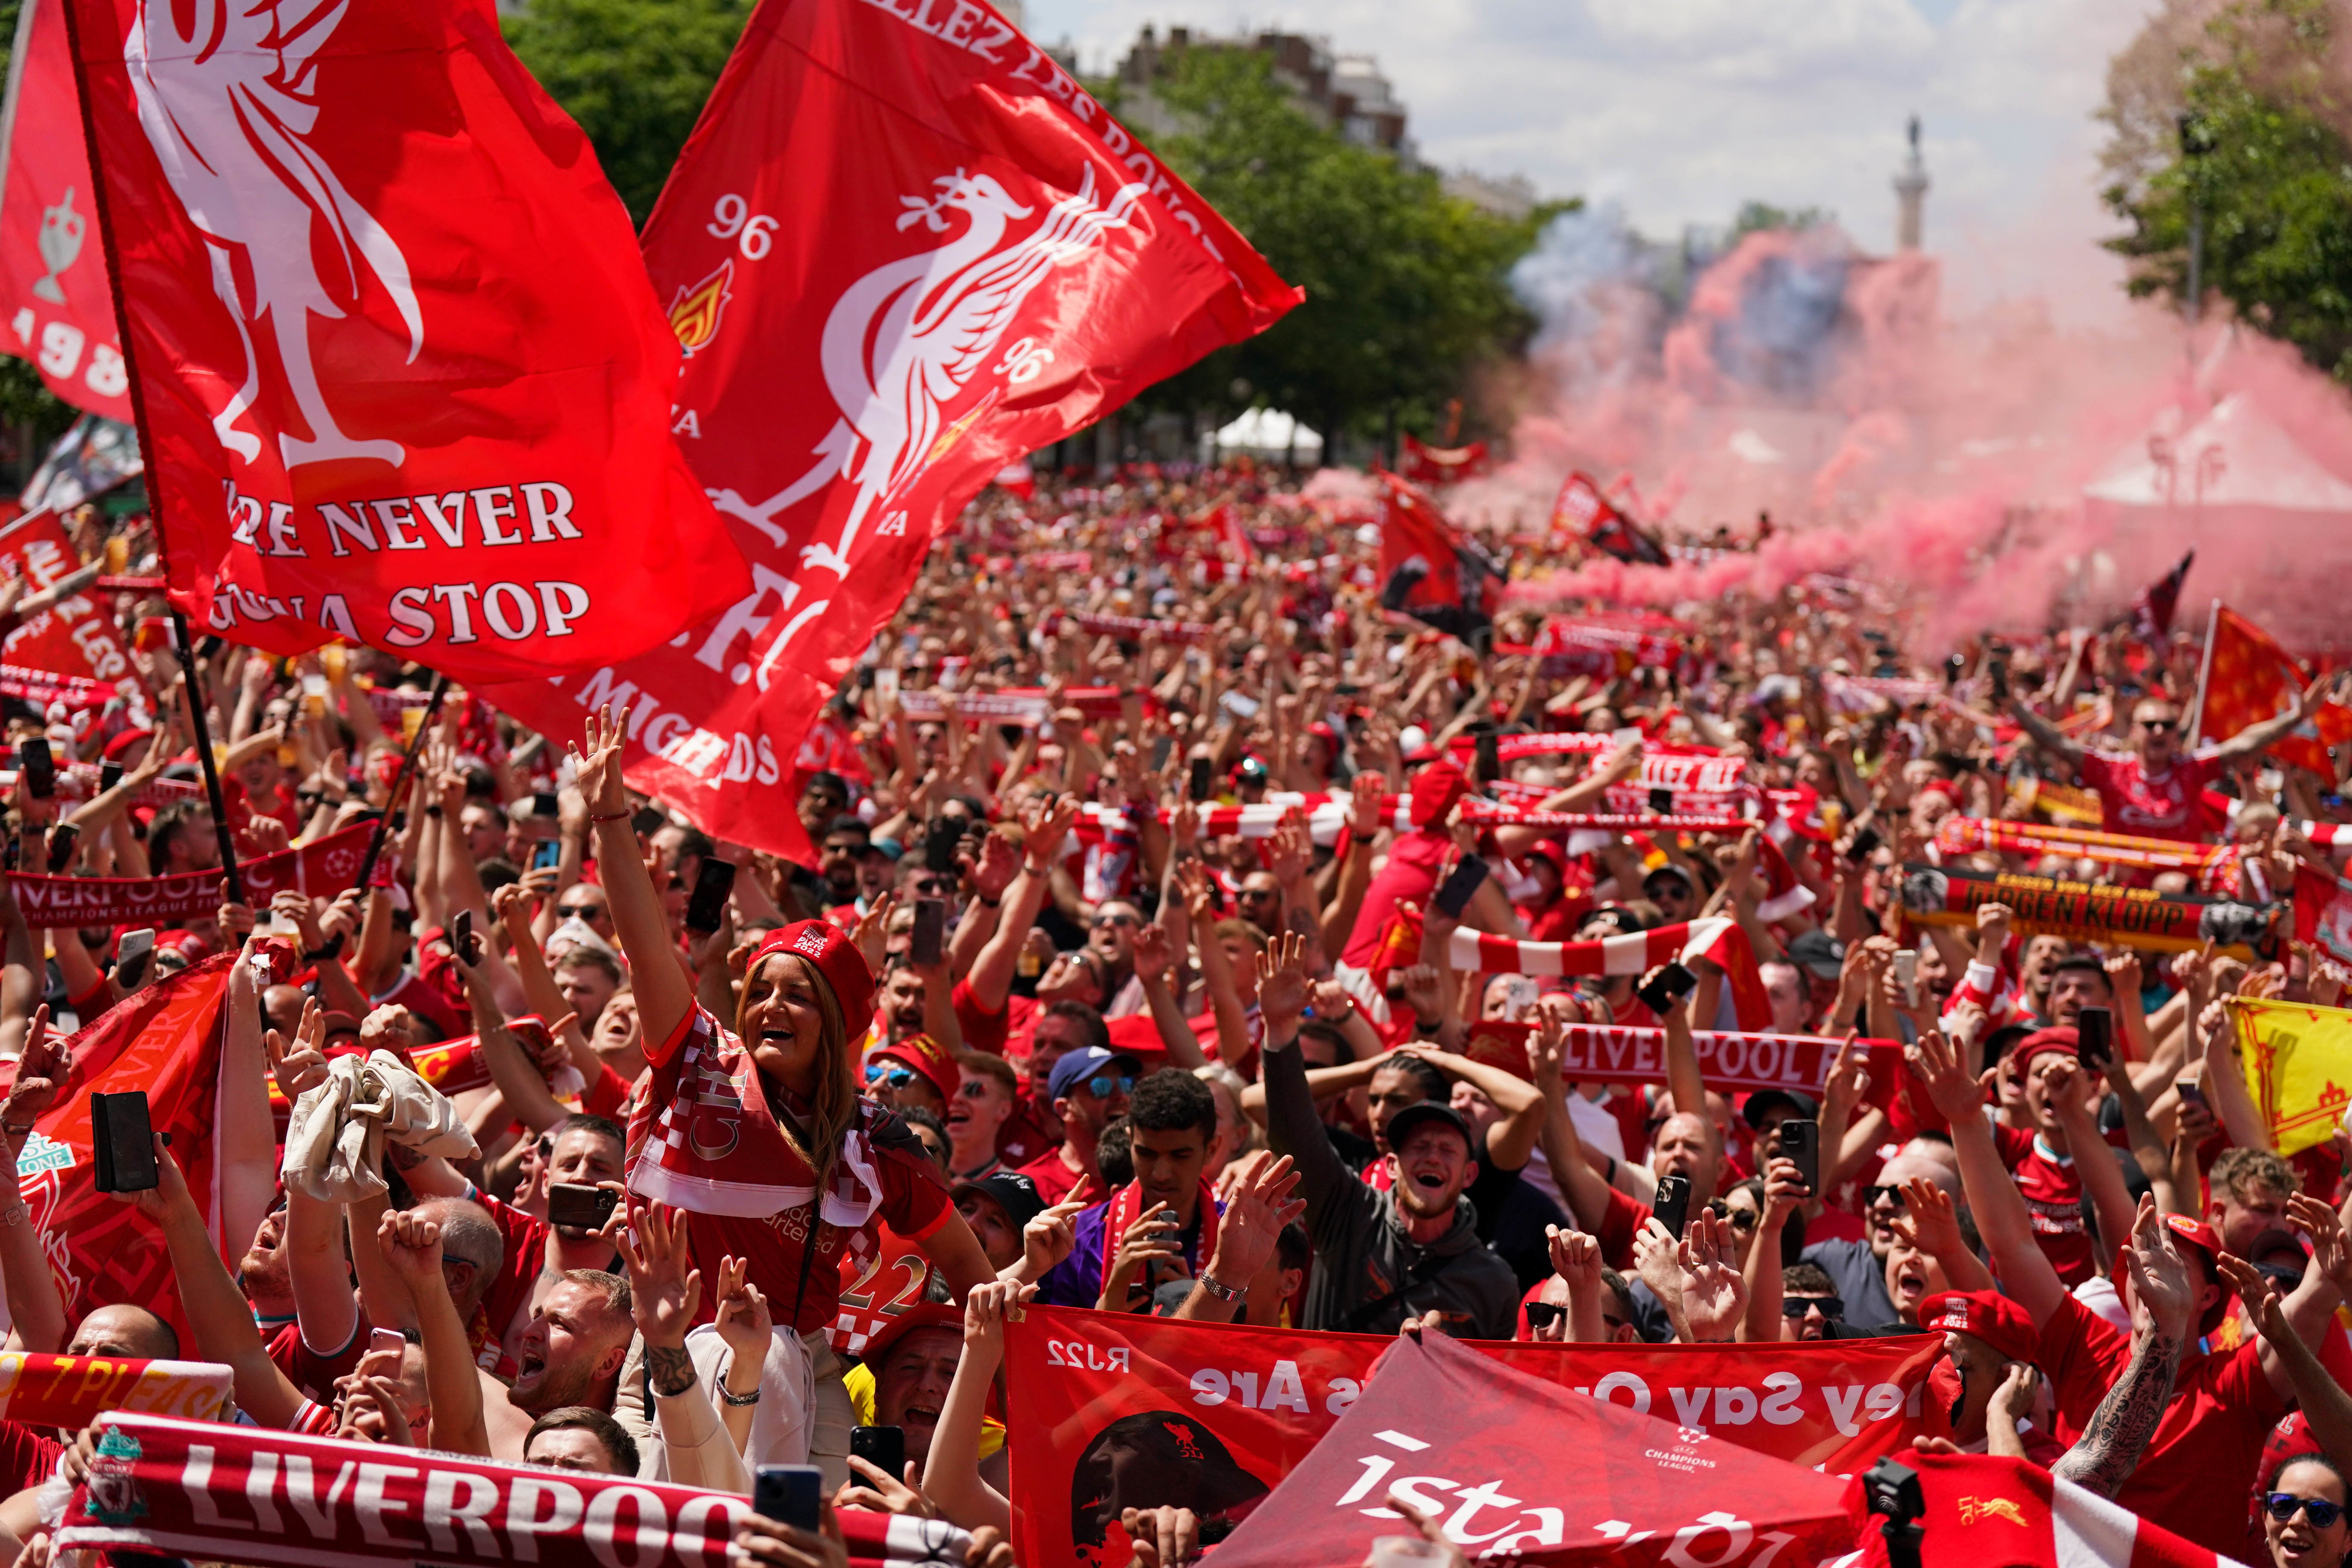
[575,709,695,1046]
[1909,1027,2068,1327]
[1256,933,1347,1214]
[2004,696,2086,770]
[2212,675,2330,761]
[2223,1254,2352,1467]
[2054,1199,2192,1498]
[0,1011,68,1352]
[374,1207,490,1457]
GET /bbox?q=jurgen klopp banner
[483,0,1299,857]
[1005,1305,1945,1568]
[0,0,131,418]
[58,0,748,680]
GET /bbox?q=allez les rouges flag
[483,0,1300,857]
[56,0,748,682]
[0,0,131,418]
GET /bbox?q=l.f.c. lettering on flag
[480,0,1300,859]
[56,0,750,682]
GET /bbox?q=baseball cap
[1786,928,1845,981]
[869,1033,957,1104]
[2015,1026,2079,1068]
[1643,863,1699,895]
[1921,1289,2037,1365]
[1741,1088,1820,1129]
[1385,1100,1476,1153]
[1047,1045,1142,1103]
[953,1171,1047,1233]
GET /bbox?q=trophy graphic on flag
[32,183,82,302]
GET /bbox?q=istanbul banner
[1005,1305,1945,1568]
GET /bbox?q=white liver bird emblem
[125,0,423,469]
[712,164,1146,573]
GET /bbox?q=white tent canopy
[1211,408,1322,461]
[2084,394,2352,511]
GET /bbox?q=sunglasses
[1523,1302,1564,1331]
[1238,888,1279,902]
[1092,912,1139,929]
[2268,1495,2345,1528]
[555,904,604,920]
[913,877,954,895]
[2139,719,2178,734]
[865,1065,920,1089]
[1782,1297,1844,1320]
[1864,1185,1909,1211]
[1081,1074,1135,1100]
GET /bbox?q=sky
[1020,0,2158,326]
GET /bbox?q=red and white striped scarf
[1445,917,1771,1031]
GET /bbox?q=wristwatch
[1195,1271,1245,1303]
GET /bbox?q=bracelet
[978,894,1001,908]
[717,1381,762,1406]
[301,932,348,964]
[1195,1271,1245,1303]
[1,1124,31,1139]
[0,1204,27,1228]
[424,804,443,819]
[589,810,631,823]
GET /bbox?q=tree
[2101,0,2352,382]
[502,0,752,227]
[1113,47,1562,449]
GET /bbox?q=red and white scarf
[1445,917,1772,1031]
[627,1007,886,1228]
[1101,1178,1220,1302]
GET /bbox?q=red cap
[1525,839,1570,876]
[869,1032,957,1104]
[1922,1289,2038,1365]
[748,919,877,1026]
[2015,1026,2078,1067]
[2110,1214,2230,1336]
[1409,759,1468,830]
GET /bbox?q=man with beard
[2208,1148,2305,1276]
[1918,1289,2063,1462]
[470,1115,626,1375]
[1016,1044,1139,1206]
[485,1270,637,1458]
[845,1304,1000,1494]
[818,816,871,910]
[1259,933,1516,1338]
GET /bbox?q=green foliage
[1729,201,1832,239]
[1115,47,1563,446]
[502,0,752,227]
[2102,0,2352,382]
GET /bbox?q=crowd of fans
[1,464,2350,1568]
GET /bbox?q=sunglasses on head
[1782,1296,1844,1320]
[2268,1495,2345,1528]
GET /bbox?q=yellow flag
[2230,995,2352,1155]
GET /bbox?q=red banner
[61,0,748,680]
[0,508,133,691]
[7,823,369,928]
[0,1350,229,1428]
[1205,1330,1858,1568]
[0,0,131,418]
[1549,471,1666,566]
[1006,1305,1946,1568]
[1397,432,1489,486]
[482,0,1297,858]
[1553,1025,1905,1104]
[11,950,257,1341]
[57,1411,751,1568]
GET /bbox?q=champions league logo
[33,186,83,304]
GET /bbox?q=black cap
[1385,1100,1476,1152]
[1741,1088,1820,1129]
[1786,928,1846,980]
[952,1171,1047,1232]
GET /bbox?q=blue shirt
[1034,1196,1219,1309]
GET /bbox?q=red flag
[482,0,1297,858]
[0,0,130,418]
[1550,469,1667,566]
[0,507,133,692]
[2198,605,2343,772]
[1007,1303,1944,1568]
[1398,431,1489,486]
[1841,1451,2233,1568]
[2131,548,2194,643]
[60,0,748,681]
[1376,469,1498,634]
[9,953,241,1344]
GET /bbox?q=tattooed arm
[2053,1196,2193,1498]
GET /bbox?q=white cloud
[1022,0,2157,322]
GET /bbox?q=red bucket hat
[748,919,877,1025]
[1921,1289,2037,1365]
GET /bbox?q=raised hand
[1397,963,1445,1029]
[1986,1361,2041,1423]
[1348,770,1389,841]
[1203,1155,1303,1289]
[567,706,630,818]
[2290,1191,2352,1298]
[850,891,898,979]
[712,1254,774,1370]
[2120,1196,2194,1343]
[618,1202,703,1348]
[962,1279,1037,1356]
[1905,1028,1986,1124]
[1022,1196,1086,1279]
[265,998,331,1103]
[1,1004,66,1137]
[1894,1176,1965,1257]
[1253,931,1311,1041]
[2216,1253,2292,1345]
[1547,1224,1601,1291]
[970,830,1020,902]
[375,1206,445,1290]
[1131,921,1172,987]
[1675,1210,1748,1342]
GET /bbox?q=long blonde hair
[736,953,860,1184]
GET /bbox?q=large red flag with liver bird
[57,0,748,682]
[482,0,1299,858]
[2197,604,2351,775]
